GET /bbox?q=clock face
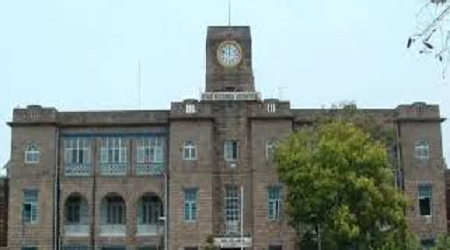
[217,40,242,67]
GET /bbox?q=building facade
[6,26,448,250]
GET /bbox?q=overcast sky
[1,0,449,170]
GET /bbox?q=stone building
[6,26,448,250]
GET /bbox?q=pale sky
[1,0,449,170]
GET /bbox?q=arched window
[65,194,89,236]
[137,193,164,235]
[415,140,430,160]
[25,144,40,164]
[100,194,126,236]
[183,140,197,161]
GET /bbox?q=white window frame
[186,104,196,114]
[266,140,276,160]
[183,140,197,161]
[184,189,197,222]
[137,137,164,164]
[224,186,240,233]
[100,138,127,164]
[22,190,38,224]
[418,184,432,217]
[224,140,238,162]
[415,140,430,160]
[64,138,91,165]
[267,103,276,113]
[24,144,40,164]
[268,186,281,221]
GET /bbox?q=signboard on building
[214,237,252,248]
[201,92,261,101]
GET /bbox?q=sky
[0,0,449,170]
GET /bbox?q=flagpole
[241,185,244,250]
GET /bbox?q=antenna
[228,0,231,26]
[138,61,142,110]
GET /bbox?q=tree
[433,234,450,250]
[274,121,408,249]
[202,235,219,250]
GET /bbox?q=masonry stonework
[5,25,448,250]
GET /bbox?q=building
[0,169,8,248]
[6,26,448,250]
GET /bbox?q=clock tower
[205,26,255,92]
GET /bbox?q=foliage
[274,120,408,249]
[202,235,219,250]
[433,234,450,250]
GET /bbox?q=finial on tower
[228,0,231,26]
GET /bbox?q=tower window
[183,140,197,161]
[186,104,196,114]
[418,184,432,216]
[224,140,238,162]
[268,186,281,220]
[415,140,430,160]
[25,144,40,164]
[266,140,276,160]
[22,190,39,224]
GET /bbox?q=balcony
[137,224,164,236]
[101,164,127,176]
[65,224,89,236]
[136,163,164,176]
[65,164,91,177]
[100,224,126,236]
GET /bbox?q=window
[66,197,81,223]
[183,140,197,161]
[224,186,240,234]
[415,140,430,159]
[224,140,238,162]
[63,247,89,250]
[269,245,282,250]
[101,138,127,164]
[186,104,196,114]
[22,190,38,224]
[267,103,276,113]
[25,144,40,164]
[266,141,276,160]
[421,239,435,250]
[137,247,158,250]
[418,184,432,216]
[139,195,163,224]
[137,137,164,164]
[268,187,282,221]
[101,247,126,250]
[65,138,91,165]
[102,196,126,224]
[184,189,198,221]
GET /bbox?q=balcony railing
[65,164,91,177]
[65,224,89,236]
[136,163,164,176]
[100,224,126,236]
[100,163,127,176]
[137,224,164,236]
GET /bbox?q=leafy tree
[202,235,219,250]
[433,234,450,250]
[274,121,408,249]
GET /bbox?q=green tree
[202,235,219,250]
[274,121,408,249]
[433,234,450,250]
